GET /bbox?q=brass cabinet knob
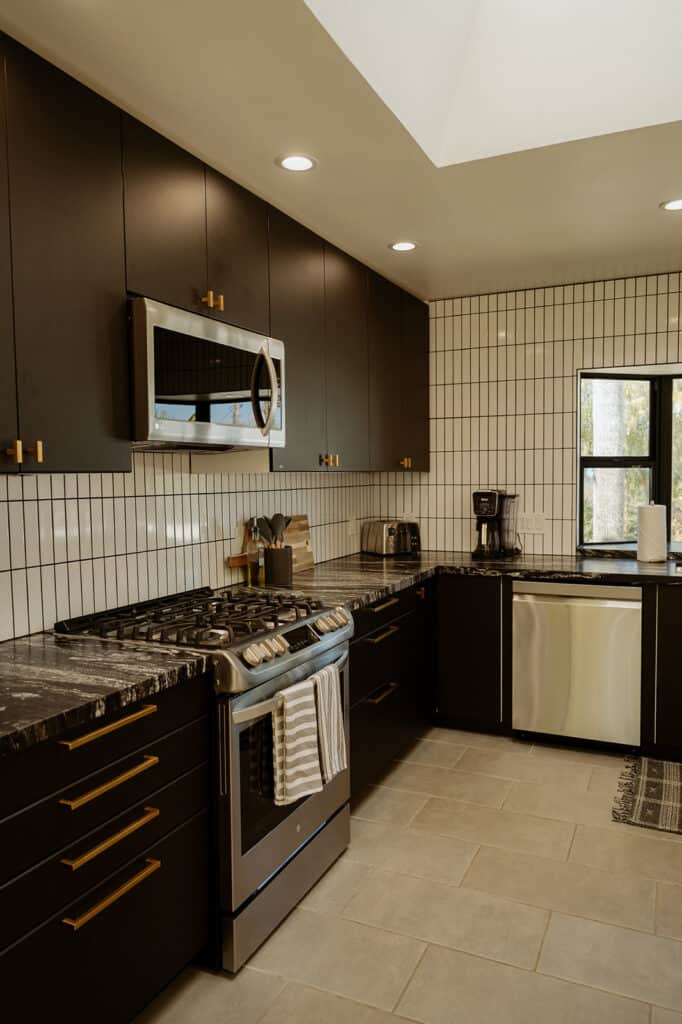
[215,293,225,313]
[5,439,22,464]
[399,456,409,469]
[25,440,44,464]
[200,289,215,309]
[332,453,340,467]
[319,453,332,466]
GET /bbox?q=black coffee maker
[472,490,503,559]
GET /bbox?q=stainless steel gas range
[56,586,354,972]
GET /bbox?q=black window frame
[578,372,674,547]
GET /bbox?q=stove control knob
[330,610,346,627]
[258,642,274,661]
[272,636,288,655]
[243,645,262,667]
[334,607,351,625]
[316,616,331,633]
[278,635,290,651]
[265,638,281,657]
[324,615,339,631]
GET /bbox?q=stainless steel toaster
[361,520,421,556]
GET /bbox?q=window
[578,373,679,546]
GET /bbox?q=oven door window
[153,326,282,431]
[239,715,304,854]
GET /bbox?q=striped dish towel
[315,663,347,783]
[272,678,323,806]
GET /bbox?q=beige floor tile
[538,913,682,1010]
[529,742,627,770]
[653,1009,682,1023]
[657,882,682,938]
[397,944,649,1024]
[135,966,285,1024]
[462,844,656,931]
[380,760,511,807]
[420,727,533,752]
[588,763,628,794]
[344,868,548,969]
[503,779,617,826]
[348,818,477,884]
[570,824,682,884]
[411,796,575,861]
[351,785,428,826]
[300,855,374,914]
[456,748,592,790]
[259,982,397,1024]
[249,908,425,1011]
[397,737,467,768]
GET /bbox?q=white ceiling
[1,0,682,301]
[304,0,682,167]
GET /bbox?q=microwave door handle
[259,345,278,436]
[250,354,266,429]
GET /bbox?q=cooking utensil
[257,516,274,547]
[270,513,288,548]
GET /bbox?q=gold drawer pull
[215,292,225,312]
[367,682,399,705]
[366,624,400,645]
[59,755,159,811]
[60,806,160,871]
[5,439,22,464]
[370,597,399,614]
[201,289,215,309]
[58,704,157,751]
[25,440,44,464]
[62,858,161,931]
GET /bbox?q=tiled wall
[0,455,374,640]
[375,271,682,555]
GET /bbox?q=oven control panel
[241,607,351,668]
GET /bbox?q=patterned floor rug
[613,757,682,833]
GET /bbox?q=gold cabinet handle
[60,806,160,871]
[5,439,22,464]
[416,587,426,601]
[62,858,161,931]
[366,624,400,645]
[319,453,332,466]
[367,682,399,705]
[25,440,44,464]
[201,289,215,309]
[332,453,340,467]
[370,596,399,613]
[215,292,225,312]
[59,755,159,811]
[58,704,157,751]
[399,456,413,469]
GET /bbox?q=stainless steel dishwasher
[512,581,642,745]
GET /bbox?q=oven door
[131,296,285,448]
[218,644,349,912]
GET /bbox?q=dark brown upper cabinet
[269,208,326,472]
[122,115,208,313]
[4,39,130,473]
[205,170,269,335]
[0,38,17,474]
[323,245,370,472]
[401,292,430,472]
[368,271,405,471]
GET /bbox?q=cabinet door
[6,41,130,473]
[123,115,207,313]
[269,208,326,471]
[653,585,682,754]
[401,292,430,472]
[368,271,404,471]
[206,169,269,334]
[436,575,503,731]
[324,245,369,471]
[0,40,18,473]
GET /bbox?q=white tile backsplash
[0,457,376,640]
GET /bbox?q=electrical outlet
[533,512,546,533]
[519,512,545,535]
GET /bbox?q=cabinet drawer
[353,588,417,640]
[0,810,210,1024]
[0,716,208,885]
[0,676,210,820]
[0,761,208,952]
[350,678,413,795]
[350,619,403,707]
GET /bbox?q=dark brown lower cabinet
[350,584,434,794]
[0,811,209,1023]
[644,584,682,759]
[436,574,504,732]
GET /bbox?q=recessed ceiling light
[389,240,417,252]
[660,198,682,211]
[277,154,316,172]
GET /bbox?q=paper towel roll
[638,503,667,562]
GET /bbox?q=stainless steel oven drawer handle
[231,650,348,727]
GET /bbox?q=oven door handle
[231,650,348,727]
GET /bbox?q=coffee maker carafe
[472,490,503,559]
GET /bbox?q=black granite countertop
[2,549,681,758]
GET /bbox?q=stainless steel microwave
[130,297,285,449]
